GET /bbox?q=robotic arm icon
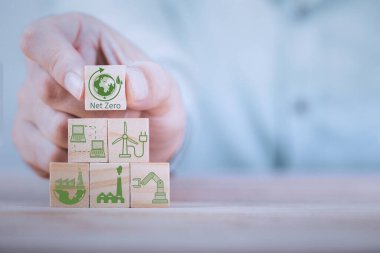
[132,172,168,204]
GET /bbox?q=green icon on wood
[133,172,168,204]
[70,125,86,143]
[88,67,122,101]
[54,170,86,205]
[97,165,125,204]
[90,140,105,158]
[112,121,148,158]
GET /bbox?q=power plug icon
[139,132,148,143]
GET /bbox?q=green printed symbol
[88,67,122,101]
[90,140,105,158]
[133,172,168,204]
[70,125,86,143]
[112,121,148,158]
[97,165,125,204]
[54,170,86,205]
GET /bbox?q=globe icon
[93,74,116,97]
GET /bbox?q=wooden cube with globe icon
[85,65,127,111]
[50,162,90,208]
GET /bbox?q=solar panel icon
[70,125,86,143]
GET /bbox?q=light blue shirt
[126,0,380,175]
[2,0,380,175]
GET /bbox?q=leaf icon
[116,76,121,84]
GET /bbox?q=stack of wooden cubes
[49,65,170,208]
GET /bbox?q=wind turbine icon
[112,121,138,158]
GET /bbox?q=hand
[13,13,186,177]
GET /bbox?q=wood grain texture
[130,163,170,208]
[108,118,149,163]
[2,173,380,252]
[68,118,108,163]
[90,163,130,208]
[85,65,127,111]
[49,163,89,208]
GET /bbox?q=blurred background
[1,0,380,176]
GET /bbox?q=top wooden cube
[85,65,127,111]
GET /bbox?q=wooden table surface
[0,172,380,253]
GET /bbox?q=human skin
[13,13,186,177]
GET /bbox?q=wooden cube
[130,163,170,208]
[85,65,127,111]
[90,163,130,208]
[68,118,108,163]
[108,118,149,163]
[49,162,90,208]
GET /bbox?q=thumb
[125,61,175,113]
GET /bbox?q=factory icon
[54,169,86,205]
[96,165,125,204]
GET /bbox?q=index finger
[20,14,85,100]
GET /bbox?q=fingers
[20,12,176,114]
[24,60,141,119]
[28,163,50,179]
[20,14,85,100]
[126,61,178,114]
[18,97,70,149]
[122,61,186,161]
[13,116,67,176]
[16,12,187,173]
